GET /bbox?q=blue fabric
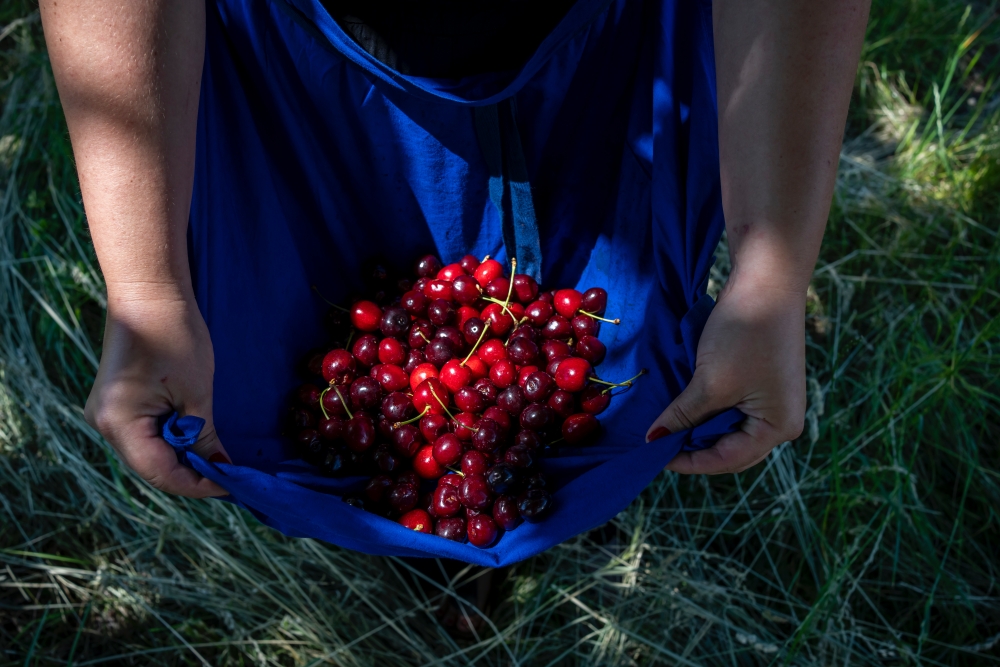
[173,0,745,567]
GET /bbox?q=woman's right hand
[85,288,230,498]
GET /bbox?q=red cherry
[459,254,481,273]
[372,364,409,392]
[398,508,433,533]
[392,424,423,457]
[467,514,498,548]
[414,445,446,478]
[456,305,481,328]
[473,259,503,287]
[541,339,572,361]
[571,314,599,339]
[409,362,439,391]
[407,320,435,350]
[432,433,463,466]
[461,450,489,476]
[479,339,508,366]
[580,287,608,315]
[493,495,522,530]
[575,335,606,365]
[435,517,466,541]
[482,406,512,433]
[440,472,463,487]
[365,474,394,502]
[518,365,540,388]
[431,484,462,517]
[454,386,487,413]
[554,357,592,392]
[525,300,554,326]
[471,418,502,453]
[415,254,443,279]
[580,385,611,414]
[553,289,583,318]
[547,355,569,377]
[400,289,428,315]
[523,371,557,403]
[542,315,572,339]
[507,302,526,320]
[321,386,349,417]
[424,279,454,302]
[496,385,526,416]
[464,354,488,381]
[378,338,407,365]
[547,389,577,419]
[473,378,498,405]
[451,275,483,305]
[345,414,376,452]
[452,412,477,442]
[440,359,472,393]
[413,378,450,416]
[436,263,466,281]
[512,274,539,304]
[321,349,357,384]
[426,299,456,326]
[485,277,510,300]
[318,415,346,441]
[481,303,514,336]
[490,359,517,388]
[350,300,383,332]
[389,483,419,513]
[507,337,540,366]
[297,384,321,409]
[562,413,601,445]
[459,475,493,510]
[420,413,450,442]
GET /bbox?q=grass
[1,0,999,664]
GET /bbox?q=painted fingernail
[208,452,231,465]
[646,426,671,442]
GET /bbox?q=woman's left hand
[645,274,807,474]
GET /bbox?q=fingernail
[646,426,671,443]
[208,452,231,465]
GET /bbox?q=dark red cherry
[538,291,554,304]
[408,320,435,350]
[504,445,535,468]
[460,254,481,274]
[365,474,393,502]
[375,443,403,473]
[547,389,577,419]
[512,274,539,304]
[461,450,489,476]
[541,339,572,361]
[345,414,376,452]
[508,324,537,342]
[414,445,446,478]
[413,277,430,293]
[392,424,423,458]
[378,338,408,366]
[289,407,315,431]
[427,299,456,326]
[462,317,487,346]
[518,365,539,388]
[518,489,552,522]
[388,483,419,513]
[435,325,465,352]
[452,412,477,442]
[575,335,606,365]
[415,254,443,279]
[321,349,357,385]
[525,300,554,326]
[399,508,433,533]
[467,514,498,548]
[493,495,522,530]
[431,484,462,518]
[571,314,599,339]
[485,277,511,300]
[546,356,569,377]
[562,413,601,445]
[400,289,428,315]
[580,287,608,315]
[376,413,395,440]
[489,359,517,388]
[440,473,463,487]
[459,475,493,510]
[350,300,383,332]
[486,464,518,495]
[580,385,612,414]
[320,386,349,417]
[403,349,426,374]
[554,357,592,392]
[514,429,541,450]
[372,364,409,392]
[425,339,456,368]
[436,516,466,541]
[482,406,512,433]
[432,433,463,466]
[350,376,383,411]
[473,378,498,405]
[507,337,539,366]
[471,418,502,453]
[319,416,346,441]
[398,470,419,488]
[352,334,380,367]
[455,386,486,413]
[306,350,325,377]
[553,289,583,318]
[473,259,503,287]
[519,403,555,431]
[452,275,483,305]
[297,384,322,409]
[523,371,557,403]
[420,413,450,442]
[456,306,480,328]
[297,428,322,455]
[496,385,526,416]
[542,315,572,339]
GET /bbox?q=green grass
[2,1,999,664]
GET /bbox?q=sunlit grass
[2,1,998,664]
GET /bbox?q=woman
[39,0,868,616]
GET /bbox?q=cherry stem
[482,254,491,263]
[590,368,648,390]
[581,310,620,325]
[312,285,348,312]
[428,385,475,431]
[394,405,430,428]
[318,387,331,420]
[446,467,465,477]
[418,330,431,343]
[482,296,517,322]
[545,437,565,447]
[461,319,491,366]
[345,329,355,348]
[332,384,353,420]
[504,257,517,308]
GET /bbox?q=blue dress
[164,0,744,567]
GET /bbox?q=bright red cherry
[464,355,488,381]
[473,258,504,287]
[321,349,356,385]
[490,359,517,388]
[459,254,481,273]
[467,514,498,548]
[413,378,450,415]
[409,362,439,391]
[580,385,611,414]
[350,300,383,332]
[492,495,522,530]
[553,289,583,318]
[436,263,466,281]
[440,359,472,393]
[554,357,593,392]
[562,413,600,445]
[507,302,526,321]
[456,305,480,328]
[372,364,409,392]
[432,433,463,466]
[518,365,539,387]
[452,412,477,442]
[525,300,554,326]
[398,508,433,533]
[378,338,407,365]
[414,445,446,478]
[415,254,443,279]
[580,287,608,315]
[423,279,454,302]
[481,303,514,336]
[479,339,508,366]
[431,484,462,517]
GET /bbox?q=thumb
[187,413,232,466]
[645,374,727,442]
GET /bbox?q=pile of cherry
[289,254,642,548]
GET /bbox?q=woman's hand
[645,275,807,474]
[85,288,230,498]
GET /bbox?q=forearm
[40,0,205,304]
[713,0,870,296]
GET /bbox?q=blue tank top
[165,0,744,566]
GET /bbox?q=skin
[39,0,869,498]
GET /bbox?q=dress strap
[474,99,543,281]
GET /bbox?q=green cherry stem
[461,319,492,366]
[580,310,620,325]
[504,257,517,308]
[482,296,518,322]
[318,387,331,420]
[394,405,430,429]
[428,385,475,431]
[311,285,348,312]
[590,368,648,391]
[332,384,353,420]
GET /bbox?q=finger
[645,374,729,442]
[187,416,232,466]
[663,416,781,475]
